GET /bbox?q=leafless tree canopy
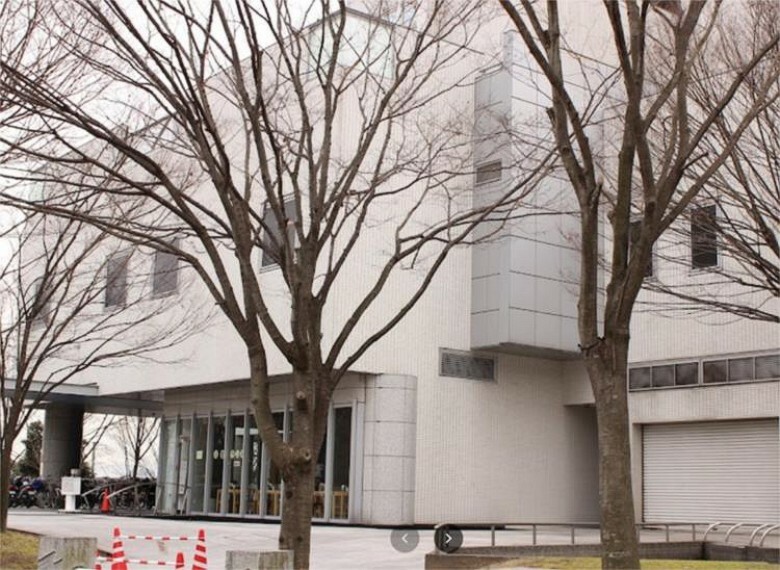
[0,1,555,565]
[499,1,779,568]
[0,209,208,531]
[640,1,780,322]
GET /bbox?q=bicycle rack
[749,523,772,546]
[702,522,723,541]
[758,524,779,547]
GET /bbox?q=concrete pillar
[41,404,84,481]
[37,536,96,570]
[225,550,293,570]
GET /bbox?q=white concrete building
[35,5,778,528]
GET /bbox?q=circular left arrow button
[390,528,420,553]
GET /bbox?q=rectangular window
[29,277,51,327]
[105,253,129,308]
[152,241,180,296]
[629,367,652,389]
[674,362,699,386]
[651,365,675,387]
[755,354,780,380]
[691,204,718,269]
[629,220,653,278]
[475,160,502,185]
[702,359,727,384]
[261,200,298,267]
[728,357,754,382]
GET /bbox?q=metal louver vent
[440,349,496,381]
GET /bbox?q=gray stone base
[37,536,96,570]
[225,550,294,570]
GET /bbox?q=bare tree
[112,411,160,509]
[644,1,780,323]
[498,1,779,568]
[0,1,553,565]
[81,412,119,475]
[0,211,205,531]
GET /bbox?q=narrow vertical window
[691,204,718,269]
[153,240,180,296]
[105,253,129,308]
[261,199,297,267]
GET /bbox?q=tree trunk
[278,462,315,570]
[0,443,12,533]
[587,335,640,570]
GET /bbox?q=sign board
[61,476,81,496]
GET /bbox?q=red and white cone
[110,527,128,570]
[175,551,185,570]
[191,529,207,570]
[94,564,102,570]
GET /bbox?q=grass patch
[492,557,780,570]
[0,530,40,570]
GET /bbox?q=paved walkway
[10,511,777,569]
[9,511,457,569]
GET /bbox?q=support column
[41,404,84,481]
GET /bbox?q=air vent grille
[440,349,496,381]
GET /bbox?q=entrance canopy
[3,379,163,416]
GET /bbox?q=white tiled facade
[37,5,778,526]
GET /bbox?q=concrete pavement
[8,511,462,569]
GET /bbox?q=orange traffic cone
[100,489,111,514]
[191,529,207,570]
[110,527,128,570]
[175,551,185,569]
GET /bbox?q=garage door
[643,419,779,522]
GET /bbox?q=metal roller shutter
[643,419,780,522]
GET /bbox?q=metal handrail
[434,520,779,548]
[434,521,712,547]
[759,524,780,547]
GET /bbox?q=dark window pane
[153,241,179,295]
[261,200,297,267]
[629,221,653,278]
[331,407,352,519]
[755,354,780,380]
[629,367,652,389]
[691,204,718,269]
[703,360,727,383]
[475,160,502,184]
[728,358,754,382]
[105,254,129,307]
[652,365,675,387]
[675,362,699,386]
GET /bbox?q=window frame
[151,239,181,298]
[104,251,131,309]
[690,203,719,270]
[474,160,503,186]
[260,198,298,269]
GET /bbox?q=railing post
[532,524,537,546]
[570,525,575,545]
[491,525,495,547]
[665,524,670,543]
[692,523,696,541]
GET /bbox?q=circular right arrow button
[434,524,463,554]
